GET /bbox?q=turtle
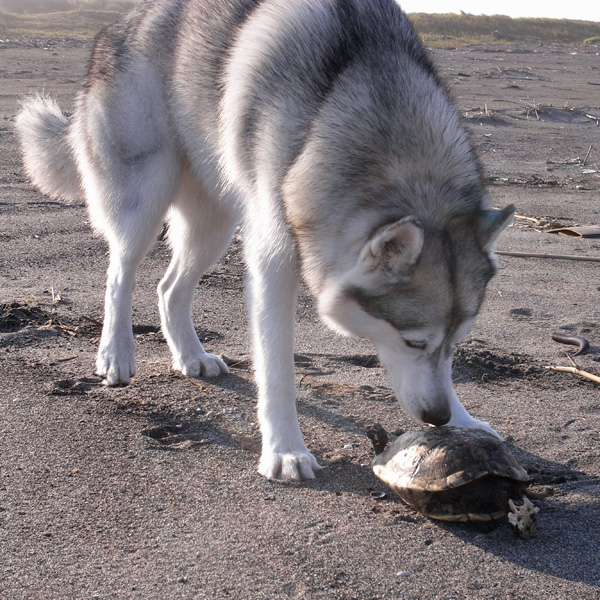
[368,425,530,522]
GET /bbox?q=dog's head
[317,205,515,426]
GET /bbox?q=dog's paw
[96,346,135,386]
[175,352,230,378]
[449,416,503,440]
[258,447,323,481]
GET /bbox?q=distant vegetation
[410,13,600,46]
[0,9,125,39]
[0,0,136,12]
[0,3,599,45]
[0,0,136,38]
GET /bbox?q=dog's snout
[421,407,451,427]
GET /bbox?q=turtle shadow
[434,448,600,587]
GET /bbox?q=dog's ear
[477,205,516,252]
[354,216,424,287]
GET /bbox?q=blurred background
[0,0,599,45]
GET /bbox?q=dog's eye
[404,339,427,350]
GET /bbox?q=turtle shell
[372,426,529,522]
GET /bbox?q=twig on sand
[583,144,593,165]
[513,214,540,224]
[80,315,103,328]
[298,374,394,399]
[51,286,62,304]
[496,251,600,263]
[299,374,362,394]
[56,355,79,362]
[545,365,600,384]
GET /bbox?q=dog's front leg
[246,243,322,480]
[446,391,502,438]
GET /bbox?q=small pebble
[397,571,410,578]
[370,491,387,499]
[343,444,353,449]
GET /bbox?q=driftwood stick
[566,353,579,369]
[56,355,79,362]
[545,366,600,384]
[496,251,600,263]
[513,214,540,223]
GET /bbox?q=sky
[398,0,600,23]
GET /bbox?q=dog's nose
[421,407,450,427]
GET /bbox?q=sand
[1,39,599,599]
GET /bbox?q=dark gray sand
[1,40,599,599]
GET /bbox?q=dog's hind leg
[157,169,236,378]
[90,151,178,386]
[80,133,180,386]
[72,58,183,386]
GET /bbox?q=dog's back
[17,0,462,211]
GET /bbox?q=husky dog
[16,0,514,480]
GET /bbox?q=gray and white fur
[16,0,515,480]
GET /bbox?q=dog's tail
[15,94,83,201]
